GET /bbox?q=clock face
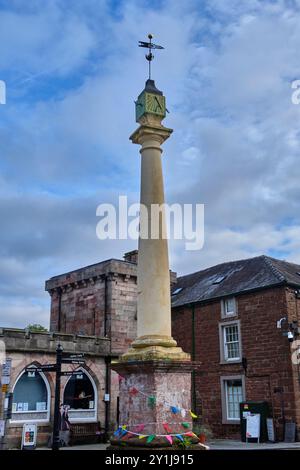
[135,91,166,122]
[145,93,165,117]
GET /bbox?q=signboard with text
[21,423,37,450]
[246,413,260,441]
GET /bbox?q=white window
[219,321,242,363]
[223,324,240,361]
[221,297,237,317]
[11,366,50,423]
[224,379,244,420]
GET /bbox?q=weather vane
[138,34,164,80]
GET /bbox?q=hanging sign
[21,423,37,450]
[246,413,260,441]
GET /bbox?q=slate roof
[171,255,300,308]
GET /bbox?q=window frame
[221,297,237,318]
[10,366,51,424]
[219,320,242,364]
[220,375,245,424]
[62,367,97,423]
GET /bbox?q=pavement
[35,440,300,450]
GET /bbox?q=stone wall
[0,329,113,448]
[46,259,138,354]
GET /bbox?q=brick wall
[172,286,297,439]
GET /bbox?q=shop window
[63,370,97,422]
[11,367,50,422]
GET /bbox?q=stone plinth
[110,360,200,448]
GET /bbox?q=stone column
[109,79,203,450]
[120,115,189,362]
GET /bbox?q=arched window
[11,367,50,423]
[63,369,97,422]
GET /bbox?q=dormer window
[172,287,183,295]
[213,275,226,285]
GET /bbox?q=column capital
[130,122,173,146]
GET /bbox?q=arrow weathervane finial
[138,34,164,80]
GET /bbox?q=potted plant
[193,424,213,444]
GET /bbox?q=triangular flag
[146,434,156,443]
[165,435,173,445]
[135,424,145,433]
[138,435,146,440]
[122,431,132,440]
[190,410,198,419]
[163,423,172,433]
[176,434,184,442]
[170,406,179,414]
[185,431,195,437]
[113,427,121,436]
[148,396,156,409]
[129,387,139,396]
[181,422,190,429]
[121,429,128,436]
[121,425,127,430]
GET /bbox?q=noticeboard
[246,413,260,441]
[21,423,37,450]
[284,422,296,443]
[0,420,5,437]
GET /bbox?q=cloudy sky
[1,0,300,328]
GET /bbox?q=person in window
[59,404,71,446]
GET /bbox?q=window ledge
[222,419,240,425]
[220,360,242,365]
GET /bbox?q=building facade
[171,255,300,440]
[2,252,300,446]
[0,329,116,448]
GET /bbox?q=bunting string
[113,426,198,440]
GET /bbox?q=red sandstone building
[172,255,300,440]
[2,251,300,446]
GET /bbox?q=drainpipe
[103,274,111,440]
[104,275,108,337]
[191,303,197,413]
[104,356,111,442]
[57,288,62,332]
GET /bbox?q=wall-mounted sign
[21,423,37,450]
[2,358,12,377]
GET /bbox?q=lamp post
[52,344,63,451]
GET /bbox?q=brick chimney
[170,270,177,286]
[124,250,138,264]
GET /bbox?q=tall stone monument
[110,35,199,449]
